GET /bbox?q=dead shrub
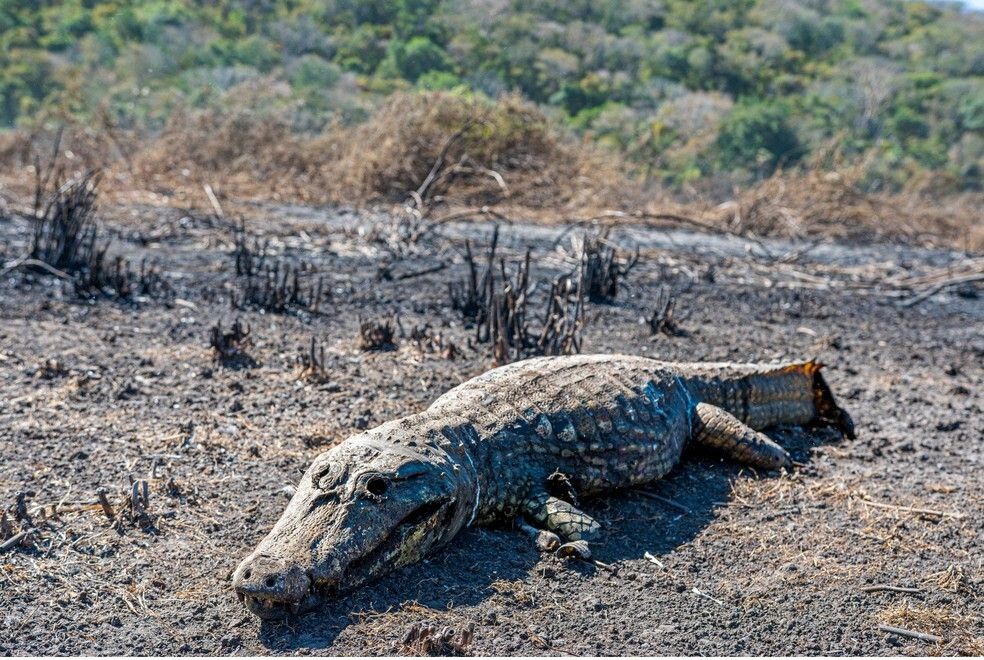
[448,225,498,326]
[471,250,586,365]
[128,92,629,211]
[74,252,170,301]
[333,92,565,204]
[234,260,328,315]
[534,266,586,359]
[648,285,684,337]
[131,109,336,202]
[298,336,331,383]
[232,220,270,276]
[30,169,100,273]
[408,324,459,360]
[0,130,34,170]
[209,318,256,368]
[575,231,639,303]
[400,621,475,657]
[357,318,397,352]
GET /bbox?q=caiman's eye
[313,464,337,491]
[366,476,389,496]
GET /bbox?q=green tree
[381,36,451,82]
[716,101,802,174]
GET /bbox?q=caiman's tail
[801,361,856,439]
[678,360,856,439]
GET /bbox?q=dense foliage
[2,0,982,190]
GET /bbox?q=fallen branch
[411,119,478,208]
[203,183,224,218]
[858,498,964,519]
[643,551,665,568]
[592,558,615,572]
[897,273,984,308]
[553,209,773,254]
[389,262,449,281]
[0,528,33,552]
[0,255,72,280]
[861,585,922,594]
[637,490,691,515]
[691,587,725,606]
[878,625,942,644]
[432,206,510,226]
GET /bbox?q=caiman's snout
[233,554,313,619]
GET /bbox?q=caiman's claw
[534,530,561,552]
[516,519,561,552]
[556,540,591,560]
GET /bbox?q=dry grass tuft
[30,169,100,272]
[926,565,976,596]
[408,324,459,360]
[878,601,984,655]
[297,336,332,383]
[131,110,333,202]
[574,231,639,303]
[208,318,255,367]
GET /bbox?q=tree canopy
[2,0,981,189]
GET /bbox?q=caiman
[233,354,854,619]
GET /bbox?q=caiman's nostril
[233,554,311,605]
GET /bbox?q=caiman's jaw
[238,581,323,620]
[333,495,456,593]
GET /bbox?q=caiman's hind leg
[518,492,600,559]
[692,402,792,470]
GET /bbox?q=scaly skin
[233,354,854,619]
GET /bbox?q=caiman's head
[233,427,475,619]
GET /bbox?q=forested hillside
[2,0,982,191]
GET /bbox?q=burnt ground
[0,201,981,656]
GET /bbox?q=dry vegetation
[2,92,980,251]
[33,92,627,213]
[723,168,984,250]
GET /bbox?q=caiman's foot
[518,491,601,559]
[523,492,601,542]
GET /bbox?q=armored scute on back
[233,354,854,619]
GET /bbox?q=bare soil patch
[0,199,981,655]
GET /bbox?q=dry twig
[878,625,942,644]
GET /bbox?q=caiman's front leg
[692,402,792,469]
[519,491,600,558]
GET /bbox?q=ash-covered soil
[0,202,981,656]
